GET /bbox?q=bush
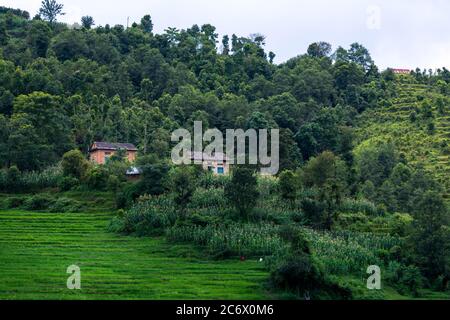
[386,262,423,297]
[84,165,109,190]
[61,149,89,179]
[58,176,79,191]
[279,170,298,202]
[115,182,141,209]
[107,175,121,192]
[23,194,53,211]
[48,197,82,213]
[6,197,24,208]
[4,166,22,192]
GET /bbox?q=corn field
[167,223,288,257]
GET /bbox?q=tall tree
[307,42,332,58]
[140,15,153,33]
[39,0,65,23]
[81,16,95,29]
[225,166,259,220]
[409,191,449,284]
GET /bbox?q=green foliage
[168,166,197,214]
[114,196,177,236]
[81,16,94,29]
[23,194,53,211]
[408,191,450,282]
[137,162,170,196]
[225,166,259,220]
[61,149,89,179]
[386,262,424,297]
[39,0,64,23]
[167,223,286,258]
[278,170,298,202]
[58,176,79,191]
[84,165,109,190]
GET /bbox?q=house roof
[91,142,138,152]
[189,151,230,162]
[126,167,142,176]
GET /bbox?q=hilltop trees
[81,16,95,29]
[39,0,64,23]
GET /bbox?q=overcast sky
[2,0,449,70]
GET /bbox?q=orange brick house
[89,142,138,165]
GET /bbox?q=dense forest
[0,2,449,299]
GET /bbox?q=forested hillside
[0,4,449,299]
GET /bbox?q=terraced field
[356,75,450,203]
[0,210,269,300]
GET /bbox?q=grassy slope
[356,75,450,203]
[0,210,269,300]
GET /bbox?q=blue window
[217,167,224,175]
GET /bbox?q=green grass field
[0,210,269,300]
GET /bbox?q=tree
[137,163,170,196]
[27,20,52,58]
[409,191,449,284]
[0,19,8,46]
[221,35,230,55]
[61,149,89,179]
[307,42,332,58]
[12,92,73,169]
[140,15,153,33]
[81,16,95,29]
[169,166,197,216]
[50,30,89,61]
[347,43,374,71]
[301,151,347,230]
[39,0,65,23]
[279,128,302,171]
[225,166,259,220]
[279,170,298,202]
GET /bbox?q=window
[217,167,224,175]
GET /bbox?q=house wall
[201,160,230,175]
[90,150,137,165]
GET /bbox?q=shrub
[61,149,89,179]
[23,194,53,211]
[115,182,141,209]
[279,170,298,202]
[84,165,109,190]
[107,175,121,192]
[386,262,423,297]
[5,166,22,192]
[58,176,79,191]
[137,163,170,196]
[48,197,82,213]
[6,197,24,208]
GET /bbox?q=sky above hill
[2,0,449,70]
